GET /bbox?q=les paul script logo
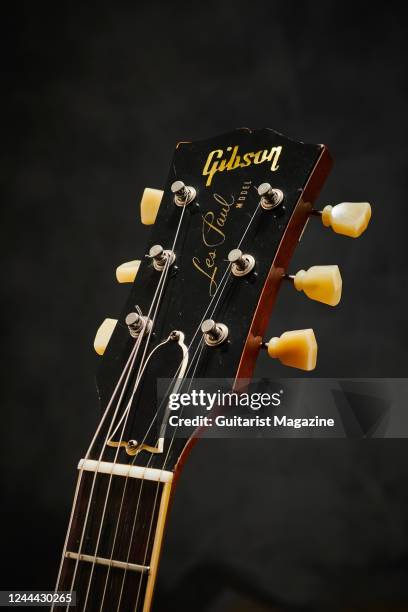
[192,193,233,296]
[202,144,282,187]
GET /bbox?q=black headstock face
[94,128,332,472]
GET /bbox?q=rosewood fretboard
[56,466,172,612]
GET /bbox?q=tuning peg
[116,260,141,283]
[285,265,342,306]
[313,202,371,238]
[94,318,117,355]
[140,188,164,225]
[265,329,317,371]
[171,180,196,206]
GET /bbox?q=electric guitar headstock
[55,128,371,612]
[93,127,371,474]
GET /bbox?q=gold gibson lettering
[202,144,283,187]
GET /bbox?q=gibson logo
[193,193,233,296]
[202,144,282,187]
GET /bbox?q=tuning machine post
[228,249,255,277]
[148,244,176,271]
[171,180,196,206]
[125,311,152,338]
[257,183,284,210]
[201,319,229,347]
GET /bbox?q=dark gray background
[2,1,408,610]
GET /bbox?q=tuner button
[321,202,371,238]
[266,329,317,371]
[115,260,141,283]
[140,188,164,225]
[292,265,342,306]
[94,318,118,355]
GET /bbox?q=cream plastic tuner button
[116,260,141,283]
[291,265,342,306]
[266,329,317,371]
[94,318,118,355]
[321,202,371,238]
[140,188,164,225]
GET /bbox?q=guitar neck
[56,460,173,611]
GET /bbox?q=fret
[58,562,149,611]
[65,551,149,574]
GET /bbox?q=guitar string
[52,340,142,610]
[53,201,187,611]
[78,205,188,611]
[57,250,173,594]
[132,194,263,466]
[60,215,187,610]
[97,199,253,608]
[88,340,176,599]
[55,268,167,612]
[109,261,236,611]
[113,340,206,612]
[98,341,203,610]
[90,192,259,476]
[104,275,232,612]
[121,193,263,462]
[119,259,233,460]
[110,196,262,612]
[63,191,261,610]
[130,339,206,612]
[129,197,264,612]
[68,258,174,611]
[78,208,187,610]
